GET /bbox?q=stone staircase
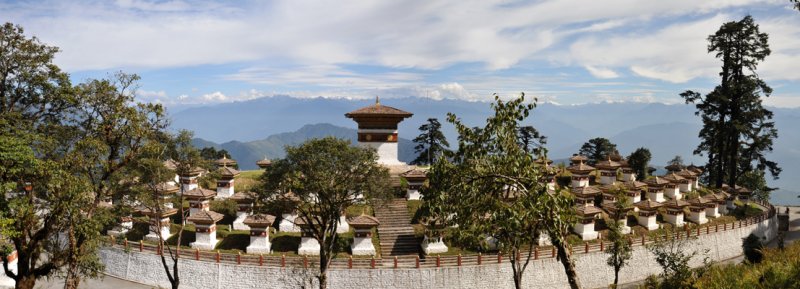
[374,198,420,258]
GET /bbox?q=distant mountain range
[192,123,417,170]
[173,95,800,205]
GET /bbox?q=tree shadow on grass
[271,235,301,254]
[217,234,249,251]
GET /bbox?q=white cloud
[1,0,782,72]
[201,91,227,102]
[585,66,619,79]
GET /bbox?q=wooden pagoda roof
[635,199,663,210]
[347,215,380,227]
[183,188,217,199]
[187,210,224,224]
[243,214,276,227]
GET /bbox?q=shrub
[742,233,764,264]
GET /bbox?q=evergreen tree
[578,137,618,165]
[668,155,685,167]
[412,118,450,165]
[681,15,779,190]
[627,148,652,179]
[517,126,546,154]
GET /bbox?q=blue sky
[2,0,799,108]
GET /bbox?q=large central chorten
[345,97,413,166]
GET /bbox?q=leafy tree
[132,130,202,289]
[627,148,652,179]
[681,15,779,190]
[647,228,704,289]
[793,0,800,11]
[412,118,450,165]
[61,72,168,289]
[578,137,618,165]
[737,170,775,201]
[742,233,764,264]
[422,94,580,289]
[0,22,83,289]
[259,137,390,289]
[517,125,546,154]
[605,190,632,288]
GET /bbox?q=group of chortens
[107,100,756,257]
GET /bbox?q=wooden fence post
[281,254,286,267]
[415,255,420,268]
[534,247,539,260]
[259,254,263,266]
[457,254,462,266]
[478,253,482,265]
[348,256,353,269]
[436,255,441,267]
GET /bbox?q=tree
[0,22,84,289]
[411,118,450,165]
[793,0,800,11]
[132,130,202,289]
[627,148,652,179]
[517,126,546,154]
[667,155,684,167]
[737,170,775,201]
[681,15,779,190]
[605,190,632,288]
[647,228,704,288]
[422,93,580,289]
[578,138,618,165]
[259,137,390,289]
[61,72,168,289]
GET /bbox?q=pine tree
[627,148,652,179]
[411,118,450,165]
[681,15,779,191]
[578,138,618,165]
[517,126,546,154]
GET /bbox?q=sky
[2,0,800,109]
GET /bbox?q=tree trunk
[553,239,582,289]
[613,266,620,288]
[15,275,36,289]
[318,269,327,289]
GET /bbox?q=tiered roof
[215,155,237,167]
[572,186,601,197]
[567,162,595,175]
[662,173,687,183]
[348,215,380,228]
[243,214,276,227]
[644,176,670,187]
[635,199,663,210]
[187,210,224,224]
[595,157,622,170]
[256,157,272,169]
[575,205,603,217]
[687,196,710,207]
[218,166,240,178]
[569,154,588,164]
[183,188,217,199]
[663,199,689,209]
[400,168,428,181]
[230,191,256,203]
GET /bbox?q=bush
[742,233,764,264]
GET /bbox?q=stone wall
[99,215,778,289]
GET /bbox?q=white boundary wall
[99,215,777,289]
